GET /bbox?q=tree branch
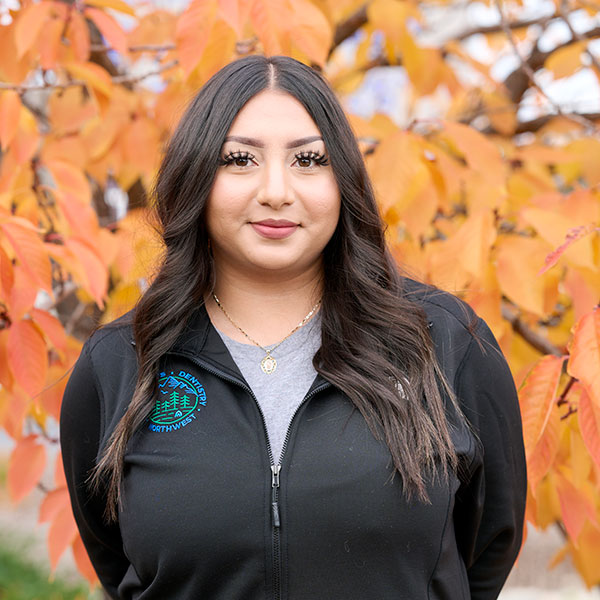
[453,14,555,41]
[494,0,598,133]
[329,3,368,56]
[501,302,563,357]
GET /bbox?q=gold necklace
[211,293,321,374]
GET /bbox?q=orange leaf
[38,14,64,70]
[66,10,91,62]
[0,330,14,390]
[44,159,92,204]
[250,0,289,56]
[55,451,67,487]
[556,470,597,545]
[72,533,98,584]
[7,318,48,399]
[495,235,559,317]
[527,406,560,494]
[175,0,218,76]
[9,265,39,321]
[48,505,78,571]
[567,307,600,408]
[65,238,109,307]
[0,220,52,293]
[13,105,40,165]
[64,61,113,98]
[1,387,29,440]
[14,1,53,58]
[31,308,67,354]
[0,243,14,301]
[288,0,332,66]
[48,86,97,136]
[578,387,600,470]
[519,354,565,453]
[39,486,70,524]
[0,90,21,150]
[218,0,252,36]
[538,224,597,274]
[7,434,47,503]
[84,7,128,56]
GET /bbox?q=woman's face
[205,89,341,281]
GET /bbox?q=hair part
[91,55,460,521]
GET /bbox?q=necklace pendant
[261,354,277,374]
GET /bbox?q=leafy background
[0,0,599,592]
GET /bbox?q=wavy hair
[92,55,460,520]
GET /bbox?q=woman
[61,55,526,600]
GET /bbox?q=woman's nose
[256,162,294,209]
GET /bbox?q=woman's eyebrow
[223,135,323,149]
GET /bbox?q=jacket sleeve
[452,318,527,599]
[60,341,130,599]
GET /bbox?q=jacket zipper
[170,351,329,600]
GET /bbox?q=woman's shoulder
[83,309,137,366]
[400,277,478,334]
[400,277,500,376]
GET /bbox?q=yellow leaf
[495,235,559,317]
[175,0,218,76]
[482,90,517,136]
[250,0,290,56]
[14,1,53,59]
[44,159,91,204]
[64,61,113,98]
[448,209,497,278]
[85,0,136,16]
[288,0,332,66]
[48,84,98,135]
[0,90,21,150]
[545,40,587,79]
[521,208,597,272]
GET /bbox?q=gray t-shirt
[215,312,321,463]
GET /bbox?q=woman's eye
[220,151,256,168]
[294,151,329,168]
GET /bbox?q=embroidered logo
[148,370,206,433]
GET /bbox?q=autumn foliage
[0,0,599,588]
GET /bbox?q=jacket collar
[170,302,330,394]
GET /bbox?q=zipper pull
[271,464,281,528]
[271,464,281,488]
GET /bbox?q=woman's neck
[205,264,323,346]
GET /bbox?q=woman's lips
[250,220,298,239]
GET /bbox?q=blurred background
[1,0,600,597]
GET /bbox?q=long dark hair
[93,55,459,520]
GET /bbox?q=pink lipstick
[251,219,298,240]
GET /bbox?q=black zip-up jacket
[60,282,527,600]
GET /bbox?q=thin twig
[111,59,178,84]
[494,0,598,133]
[453,14,556,41]
[556,375,576,406]
[0,59,179,93]
[501,302,563,357]
[90,42,176,53]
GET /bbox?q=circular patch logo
[149,370,206,432]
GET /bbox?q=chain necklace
[212,293,321,374]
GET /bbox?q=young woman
[60,55,526,600]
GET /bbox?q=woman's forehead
[225,89,322,142]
